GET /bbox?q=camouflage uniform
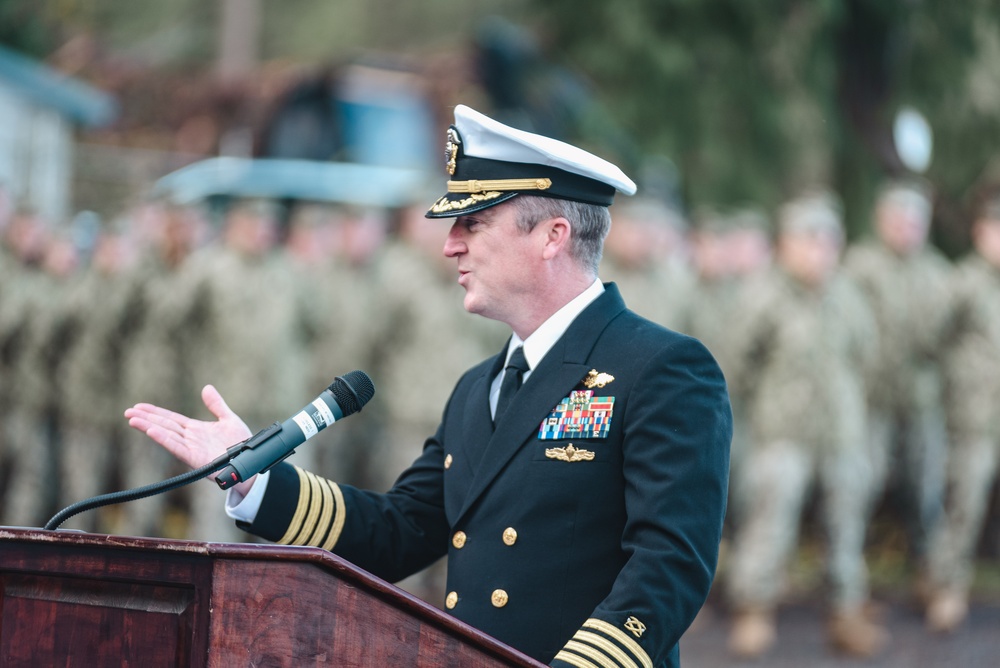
[117,254,199,538]
[286,246,377,488]
[673,275,750,515]
[0,246,19,519]
[599,254,692,330]
[599,197,693,329]
[926,254,1000,599]
[181,242,312,541]
[726,268,877,614]
[60,258,144,531]
[0,263,71,527]
[844,239,952,556]
[726,192,888,659]
[673,208,770,494]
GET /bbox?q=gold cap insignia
[545,444,595,462]
[445,127,461,176]
[583,369,615,389]
[625,616,646,638]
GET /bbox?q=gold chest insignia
[624,616,646,638]
[583,369,615,389]
[544,443,595,462]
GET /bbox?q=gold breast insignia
[583,369,615,389]
[545,443,595,462]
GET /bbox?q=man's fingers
[128,417,185,452]
[126,406,188,439]
[126,403,189,428]
[202,384,235,421]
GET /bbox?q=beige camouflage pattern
[845,240,952,555]
[726,268,877,612]
[927,254,1000,592]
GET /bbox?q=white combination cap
[426,104,637,218]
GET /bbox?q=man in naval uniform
[126,105,733,668]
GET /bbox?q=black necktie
[494,346,529,424]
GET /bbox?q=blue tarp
[0,44,117,127]
[154,157,433,208]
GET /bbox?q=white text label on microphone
[291,399,337,440]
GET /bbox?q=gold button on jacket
[444,454,453,469]
[502,527,518,546]
[491,589,509,608]
[445,591,458,609]
[452,531,467,549]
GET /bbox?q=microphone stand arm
[43,438,253,531]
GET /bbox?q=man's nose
[443,223,465,257]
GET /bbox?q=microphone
[214,370,375,490]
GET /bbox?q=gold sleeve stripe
[292,472,325,545]
[322,481,347,551]
[561,641,621,668]
[582,619,653,668]
[305,476,335,546]
[553,650,601,668]
[277,466,312,545]
[573,631,638,668]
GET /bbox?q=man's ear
[541,216,572,261]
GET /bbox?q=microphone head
[329,371,375,416]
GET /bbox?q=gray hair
[508,195,611,274]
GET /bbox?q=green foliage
[533,0,1000,245]
[0,0,59,56]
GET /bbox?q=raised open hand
[125,384,253,472]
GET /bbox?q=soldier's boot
[728,608,776,659]
[827,609,889,658]
[925,588,968,633]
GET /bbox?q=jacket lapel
[454,284,627,523]
[461,343,507,473]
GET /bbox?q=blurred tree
[0,1,58,56]
[533,0,1000,246]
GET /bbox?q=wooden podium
[0,527,544,667]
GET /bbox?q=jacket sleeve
[552,336,733,668]
[240,421,452,584]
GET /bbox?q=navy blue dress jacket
[243,283,732,667]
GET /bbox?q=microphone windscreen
[330,370,375,416]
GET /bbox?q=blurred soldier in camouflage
[179,198,312,542]
[675,207,771,513]
[924,193,1000,632]
[0,224,77,526]
[675,206,769,382]
[118,200,205,537]
[844,181,951,562]
[725,193,886,658]
[60,226,142,532]
[0,210,63,527]
[599,196,692,329]
[284,202,379,487]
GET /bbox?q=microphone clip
[215,421,285,490]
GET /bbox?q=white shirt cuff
[225,469,271,523]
